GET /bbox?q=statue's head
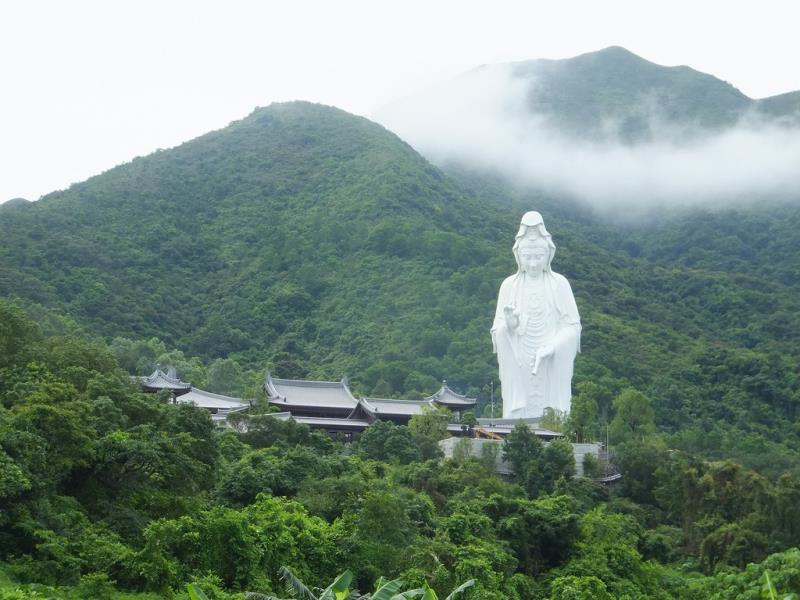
[513,211,556,273]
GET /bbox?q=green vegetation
[0,101,798,476]
[0,301,799,598]
[0,97,799,597]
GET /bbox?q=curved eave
[427,384,477,407]
[264,373,358,405]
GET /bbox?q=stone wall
[439,438,601,478]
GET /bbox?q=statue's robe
[491,271,581,419]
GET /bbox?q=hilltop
[381,46,800,144]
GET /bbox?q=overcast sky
[1,0,799,203]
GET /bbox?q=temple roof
[426,382,477,407]
[270,412,370,430]
[177,388,250,411]
[358,397,435,417]
[265,373,359,409]
[141,368,192,392]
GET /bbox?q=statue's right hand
[503,305,519,329]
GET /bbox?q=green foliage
[685,548,800,599]
[549,575,613,600]
[357,420,420,464]
[581,453,602,479]
[502,425,572,497]
[548,506,673,599]
[408,407,451,461]
[566,383,599,443]
[187,583,212,600]
[609,388,656,444]
[539,408,566,434]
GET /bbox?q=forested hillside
[2,300,800,599]
[0,301,800,600]
[1,101,799,475]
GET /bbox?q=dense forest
[1,300,800,598]
[0,88,799,596]
[1,101,798,474]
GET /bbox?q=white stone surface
[491,212,581,419]
[439,437,601,477]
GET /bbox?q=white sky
[1,0,799,203]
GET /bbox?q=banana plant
[187,584,212,600]
[762,570,799,600]
[245,566,410,600]
[199,567,473,600]
[401,580,475,600]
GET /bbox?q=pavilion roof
[265,373,359,410]
[426,382,477,407]
[141,367,191,392]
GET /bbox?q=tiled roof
[141,368,191,391]
[427,383,476,407]
[265,373,358,409]
[270,412,369,430]
[360,398,435,417]
[177,388,250,410]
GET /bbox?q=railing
[595,450,622,482]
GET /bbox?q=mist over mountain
[376,46,800,214]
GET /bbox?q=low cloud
[375,65,800,215]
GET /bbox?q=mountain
[375,46,800,215]
[0,101,511,385]
[506,45,755,141]
[0,197,31,211]
[382,46,800,144]
[1,100,799,474]
[757,90,800,126]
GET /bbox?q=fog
[375,65,800,215]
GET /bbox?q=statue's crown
[518,234,548,248]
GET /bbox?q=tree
[207,358,245,396]
[539,408,567,433]
[567,386,598,443]
[609,389,656,444]
[542,438,575,488]
[550,575,613,600]
[408,406,451,460]
[614,437,669,505]
[503,422,545,497]
[358,420,419,464]
[0,300,40,369]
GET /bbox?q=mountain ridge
[379,46,800,147]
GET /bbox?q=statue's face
[518,239,549,274]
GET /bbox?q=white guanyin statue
[491,211,581,419]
